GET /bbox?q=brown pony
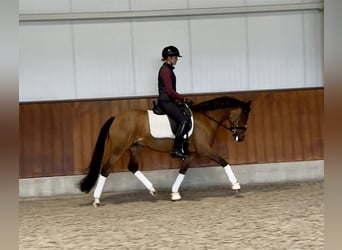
[79,96,252,206]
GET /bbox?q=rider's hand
[184,98,194,107]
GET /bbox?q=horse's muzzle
[234,134,245,142]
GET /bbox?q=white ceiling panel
[73,21,134,99]
[71,0,130,12]
[19,24,75,101]
[19,1,323,101]
[246,0,301,5]
[247,13,305,89]
[190,15,248,93]
[132,18,192,96]
[303,11,323,87]
[19,0,70,14]
[131,0,187,11]
[189,0,244,8]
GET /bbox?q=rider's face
[168,56,178,65]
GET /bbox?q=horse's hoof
[232,183,241,191]
[171,192,181,201]
[149,188,157,197]
[93,198,100,207]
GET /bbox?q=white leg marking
[134,170,155,194]
[172,173,185,193]
[232,183,241,190]
[171,174,185,201]
[224,165,240,189]
[171,192,182,201]
[149,188,157,196]
[93,198,100,207]
[93,175,106,205]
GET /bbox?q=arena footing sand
[20,180,324,250]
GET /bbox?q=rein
[200,112,246,132]
[199,111,246,133]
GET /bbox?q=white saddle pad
[147,110,194,139]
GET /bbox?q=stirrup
[170,149,189,159]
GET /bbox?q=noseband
[230,126,247,133]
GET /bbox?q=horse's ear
[246,100,252,107]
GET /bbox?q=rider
[157,45,192,159]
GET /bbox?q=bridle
[199,111,247,133]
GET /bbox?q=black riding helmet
[161,46,182,60]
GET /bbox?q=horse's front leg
[224,164,241,191]
[171,158,191,201]
[208,151,241,191]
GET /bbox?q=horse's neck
[197,109,231,129]
[207,109,231,123]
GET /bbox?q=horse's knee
[128,162,139,173]
[179,169,187,175]
[179,163,190,175]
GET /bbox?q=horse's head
[192,96,252,142]
[228,100,252,142]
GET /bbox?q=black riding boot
[171,121,190,159]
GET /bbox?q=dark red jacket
[158,63,184,102]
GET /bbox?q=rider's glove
[184,98,194,107]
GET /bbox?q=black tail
[79,116,115,193]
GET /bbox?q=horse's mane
[191,96,247,112]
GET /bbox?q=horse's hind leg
[92,163,111,207]
[129,144,156,196]
[92,138,128,207]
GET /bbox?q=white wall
[19,0,323,102]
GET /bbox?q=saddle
[152,101,192,135]
[148,101,193,138]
